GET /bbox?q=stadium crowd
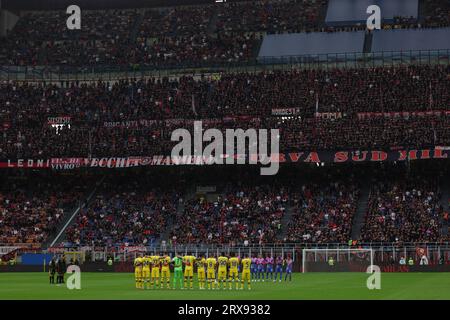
[0,0,449,67]
[0,9,139,66]
[65,179,181,247]
[1,163,448,247]
[2,115,448,159]
[1,65,449,158]
[215,0,327,34]
[0,1,449,249]
[2,65,448,118]
[361,175,444,243]
[421,0,450,28]
[0,174,87,244]
[286,180,359,243]
[171,185,289,245]
[279,117,450,151]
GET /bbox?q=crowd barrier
[1,49,449,82]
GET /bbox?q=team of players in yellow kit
[134,252,252,290]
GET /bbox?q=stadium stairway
[45,176,105,248]
[158,199,183,247]
[440,176,449,236]
[417,0,427,24]
[158,187,196,246]
[363,32,373,53]
[351,183,371,240]
[318,0,330,29]
[207,6,219,36]
[277,205,294,241]
[38,43,48,66]
[129,9,145,42]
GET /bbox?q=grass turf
[0,272,449,300]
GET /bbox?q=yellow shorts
[184,267,194,277]
[207,270,215,279]
[197,269,206,280]
[134,267,142,278]
[228,269,239,278]
[161,268,170,278]
[241,270,251,281]
[218,268,227,280]
[151,267,160,278]
[142,268,150,279]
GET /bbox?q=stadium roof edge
[1,0,248,11]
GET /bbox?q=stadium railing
[41,242,450,263]
[0,243,42,249]
[1,49,449,82]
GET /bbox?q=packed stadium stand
[286,175,359,243]
[1,65,449,159]
[0,172,91,245]
[0,0,449,251]
[362,176,443,243]
[0,0,449,68]
[2,163,448,247]
[65,176,182,246]
[171,184,289,245]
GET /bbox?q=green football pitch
[0,272,449,300]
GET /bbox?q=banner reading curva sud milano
[0,148,448,169]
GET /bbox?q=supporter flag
[166,93,173,115]
[175,88,182,105]
[315,92,319,115]
[429,81,437,143]
[416,247,428,259]
[258,230,264,245]
[192,94,197,116]
[380,85,383,111]
[354,250,369,261]
[429,81,433,109]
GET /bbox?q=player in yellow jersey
[217,253,228,290]
[206,255,217,290]
[142,255,151,289]
[241,254,252,290]
[196,255,207,289]
[150,254,161,289]
[133,254,144,289]
[148,255,155,287]
[228,252,240,290]
[160,254,171,289]
[183,253,196,289]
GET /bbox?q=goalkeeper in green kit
[172,254,183,289]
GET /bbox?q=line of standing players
[133,252,293,290]
[251,254,294,282]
